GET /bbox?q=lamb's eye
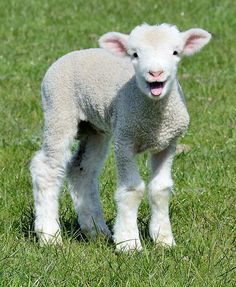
[173,50,178,56]
[133,52,138,58]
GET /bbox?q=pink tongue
[150,85,163,96]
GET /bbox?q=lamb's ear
[181,28,211,56]
[99,32,129,56]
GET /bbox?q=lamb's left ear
[181,28,211,56]
[99,32,129,57]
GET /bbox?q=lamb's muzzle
[149,70,164,79]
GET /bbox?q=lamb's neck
[163,79,182,105]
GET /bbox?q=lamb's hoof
[154,234,176,248]
[81,224,112,239]
[100,226,112,239]
[37,232,62,247]
[115,239,142,252]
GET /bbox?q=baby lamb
[30,23,211,251]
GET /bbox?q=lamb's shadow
[19,207,114,245]
[19,207,36,241]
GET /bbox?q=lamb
[30,23,211,251]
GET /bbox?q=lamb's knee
[30,150,49,186]
[67,159,82,183]
[115,181,145,207]
[148,176,173,202]
[30,150,66,191]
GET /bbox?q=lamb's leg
[30,109,78,245]
[67,133,111,238]
[148,144,176,247]
[113,141,145,252]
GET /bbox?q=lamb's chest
[134,103,190,153]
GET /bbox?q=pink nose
[149,70,164,79]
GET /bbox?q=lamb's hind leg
[67,132,111,238]
[30,107,78,245]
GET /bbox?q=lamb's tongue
[150,82,163,96]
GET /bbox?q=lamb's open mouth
[148,81,166,96]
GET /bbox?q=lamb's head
[99,23,211,100]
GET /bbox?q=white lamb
[30,23,211,251]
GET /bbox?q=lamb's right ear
[98,32,129,57]
[181,28,212,56]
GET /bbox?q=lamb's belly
[78,94,114,135]
[76,99,113,136]
[84,111,112,135]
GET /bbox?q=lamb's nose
[149,70,164,79]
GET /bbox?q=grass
[0,0,235,286]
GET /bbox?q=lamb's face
[99,23,211,100]
[127,24,183,99]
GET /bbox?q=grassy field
[0,0,235,286]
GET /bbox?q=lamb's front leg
[113,141,145,252]
[148,144,176,247]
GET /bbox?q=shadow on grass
[18,207,151,249]
[18,207,117,246]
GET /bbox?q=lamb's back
[42,48,134,133]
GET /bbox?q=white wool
[30,23,211,251]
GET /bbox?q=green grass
[0,0,235,286]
